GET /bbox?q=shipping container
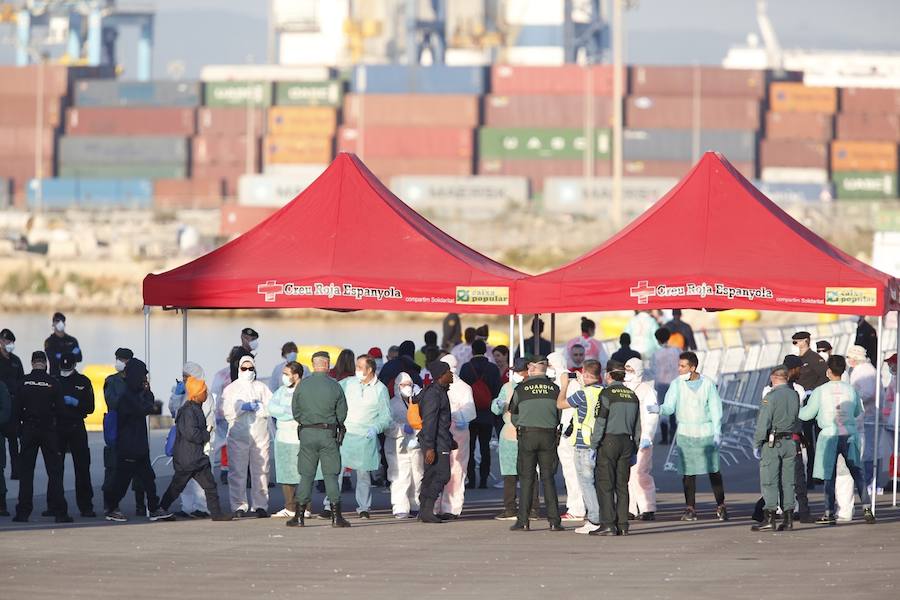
[840,88,900,115]
[267,106,337,136]
[768,82,837,113]
[835,113,900,142]
[362,157,474,181]
[204,81,272,107]
[484,95,613,127]
[543,177,677,216]
[0,127,55,158]
[201,65,334,82]
[192,136,261,167]
[351,65,486,95]
[0,157,55,185]
[262,163,328,178]
[190,165,245,197]
[0,177,9,207]
[478,159,612,193]
[626,96,761,130]
[220,203,278,237]
[264,135,334,164]
[832,171,898,200]
[343,94,480,127]
[765,112,833,141]
[489,64,615,95]
[59,165,187,179]
[759,139,828,169]
[153,178,224,209]
[631,66,766,97]
[237,173,320,207]
[0,96,64,127]
[74,80,201,107]
[338,127,473,159]
[26,178,153,209]
[196,108,266,135]
[760,167,830,185]
[0,65,113,98]
[66,107,196,136]
[390,175,529,218]
[623,129,756,162]
[752,180,834,203]
[59,136,189,165]
[478,127,611,160]
[831,141,898,172]
[623,160,755,179]
[274,81,343,107]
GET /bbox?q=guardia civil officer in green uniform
[288,351,349,528]
[589,359,641,536]
[509,356,564,532]
[752,365,800,533]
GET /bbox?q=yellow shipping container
[267,106,337,136]
[769,82,837,113]
[831,140,898,172]
[264,135,334,164]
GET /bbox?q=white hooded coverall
[436,355,476,516]
[625,357,660,515]
[549,352,585,518]
[384,373,424,516]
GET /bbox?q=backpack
[407,392,423,431]
[470,363,493,412]
[102,411,118,446]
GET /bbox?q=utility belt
[298,422,346,445]
[517,426,557,433]
[299,423,336,430]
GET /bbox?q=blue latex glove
[589,449,597,463]
[64,395,79,407]
[454,415,467,429]
[403,424,414,435]
[366,427,377,439]
[174,380,186,395]
[240,401,259,412]
[646,404,660,414]
[753,447,762,460]
[713,432,722,447]
[72,347,81,355]
[639,438,652,449]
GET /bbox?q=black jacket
[117,359,156,459]
[16,369,64,429]
[44,333,83,376]
[460,356,502,424]
[611,347,642,364]
[58,371,95,425]
[0,352,23,435]
[378,356,423,387]
[516,336,553,359]
[417,383,452,453]
[172,401,211,472]
[855,319,878,366]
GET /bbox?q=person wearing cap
[101,348,147,515]
[222,355,273,518]
[460,339,502,490]
[56,353,95,517]
[0,328,24,486]
[169,361,214,518]
[516,317,553,359]
[159,377,231,521]
[289,351,349,528]
[660,351,728,522]
[492,357,539,521]
[229,327,259,383]
[799,354,875,525]
[508,356,563,532]
[792,331,827,488]
[43,312,82,377]
[269,341,307,393]
[365,347,383,375]
[13,351,72,523]
[816,340,834,364]
[434,354,475,519]
[566,317,609,369]
[417,360,455,524]
[752,365,801,532]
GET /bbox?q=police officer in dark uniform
[792,331,827,487]
[0,328,24,483]
[44,312,83,377]
[417,360,455,523]
[590,360,642,536]
[56,353,96,517]
[509,356,563,532]
[229,327,259,383]
[13,351,72,523]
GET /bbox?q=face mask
[115,359,126,372]
[3,343,13,353]
[882,369,893,388]
[281,374,293,387]
[54,321,65,333]
[285,352,297,362]
[818,352,829,361]
[546,367,557,379]
[374,358,384,372]
[679,372,692,381]
[624,372,636,383]
[60,369,74,377]
[399,386,413,398]
[792,345,801,356]
[355,370,365,380]
[249,339,259,351]
[239,369,256,383]
[511,373,524,384]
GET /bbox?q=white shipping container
[262,163,329,178]
[760,167,830,185]
[200,64,334,82]
[237,173,321,207]
[502,46,566,66]
[543,177,678,216]
[390,175,529,219]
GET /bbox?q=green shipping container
[204,81,272,107]
[832,171,898,200]
[59,164,188,179]
[478,127,612,160]
[275,81,343,106]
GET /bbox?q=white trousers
[227,431,271,512]
[557,436,585,517]
[385,436,424,515]
[628,446,657,514]
[437,427,470,516]
[835,455,856,521]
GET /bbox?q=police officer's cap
[31,350,47,363]
[60,354,76,369]
[782,355,803,370]
[311,350,330,360]
[791,331,811,341]
[816,340,832,352]
[528,355,548,365]
[770,365,788,377]
[512,357,529,372]
[241,327,259,338]
[0,328,14,341]
[428,360,451,380]
[115,347,134,360]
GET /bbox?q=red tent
[143,153,524,314]
[517,152,900,316]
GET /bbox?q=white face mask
[4,343,14,353]
[60,369,74,377]
[114,359,126,372]
[374,358,384,372]
[239,369,256,383]
[511,373,524,384]
[624,372,636,383]
[281,374,294,388]
[792,345,801,356]
[399,385,413,398]
[54,321,65,333]
[355,370,365,380]
[546,367,557,379]
[285,352,297,362]
[882,369,893,388]
[679,372,692,381]
[818,352,829,361]
[249,339,259,351]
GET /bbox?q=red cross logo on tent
[257,280,284,302]
[630,280,656,304]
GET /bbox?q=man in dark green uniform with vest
[752,364,801,533]
[590,359,641,536]
[289,351,349,528]
[509,356,564,532]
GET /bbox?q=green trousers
[517,429,560,526]
[760,440,796,511]
[296,428,343,507]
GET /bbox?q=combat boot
[331,503,351,528]
[417,498,443,524]
[286,503,306,528]
[779,510,794,531]
[754,510,777,532]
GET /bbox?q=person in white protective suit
[209,357,232,484]
[624,310,660,358]
[847,345,879,489]
[222,355,273,518]
[168,361,214,517]
[624,357,660,520]
[547,351,585,521]
[435,354,475,518]
[384,372,424,518]
[834,350,874,522]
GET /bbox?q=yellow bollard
[83,364,116,432]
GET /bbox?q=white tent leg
[894,311,900,507]
[143,305,151,368]
[508,314,514,373]
[182,309,188,367]
[871,315,883,514]
[518,314,525,358]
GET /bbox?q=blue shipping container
[27,178,153,209]
[74,80,201,107]
[351,65,486,95]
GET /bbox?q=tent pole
[894,311,899,507]
[533,314,539,357]
[871,315,883,514]
[551,313,556,349]
[509,314,514,374]
[182,309,188,367]
[143,305,151,368]
[518,314,525,358]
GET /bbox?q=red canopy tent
[517,152,900,316]
[143,153,524,314]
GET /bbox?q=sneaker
[149,509,175,522]
[191,511,211,519]
[394,513,409,520]
[816,512,836,525]
[272,508,296,518]
[560,512,583,522]
[863,508,876,524]
[575,522,602,535]
[358,511,371,520]
[255,508,269,518]
[437,513,458,520]
[105,510,127,523]
[716,505,729,521]
[317,509,333,520]
[639,512,656,521]
[55,514,74,524]
[494,510,518,521]
[680,508,698,521]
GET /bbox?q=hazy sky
[3,0,899,78]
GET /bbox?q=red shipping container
[840,88,900,114]
[836,113,900,142]
[0,157,55,182]
[626,96,761,130]
[220,203,277,237]
[0,65,111,97]
[485,95,614,127]
[0,127,55,158]
[631,66,766,97]
[760,139,828,169]
[191,165,246,197]
[337,127,473,159]
[491,65,616,96]
[0,96,64,127]
[343,94,480,127]
[765,112,833,141]
[192,136,261,166]
[624,160,754,179]
[66,107,196,136]
[362,157,473,181]
[154,178,224,209]
[197,108,266,135]
[478,159,612,194]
